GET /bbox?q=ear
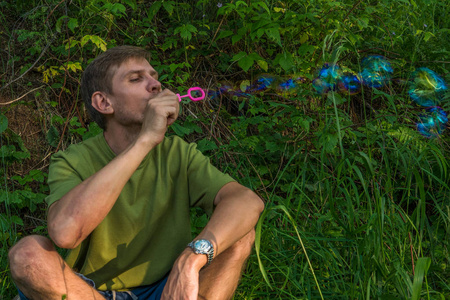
[91,92,114,115]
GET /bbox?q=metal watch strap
[187,239,214,266]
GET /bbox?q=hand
[161,249,207,300]
[139,89,179,147]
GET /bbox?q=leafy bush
[1,0,449,298]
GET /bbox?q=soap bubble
[338,70,361,95]
[207,82,234,99]
[409,67,448,107]
[312,64,342,94]
[249,74,278,93]
[416,106,448,138]
[359,55,393,88]
[276,75,304,96]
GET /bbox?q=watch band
[187,239,214,266]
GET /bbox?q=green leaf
[82,123,103,141]
[80,35,92,47]
[231,51,247,62]
[423,32,434,42]
[238,55,254,72]
[255,1,270,14]
[265,27,281,46]
[235,1,248,8]
[162,1,174,15]
[0,113,8,134]
[411,257,431,300]
[232,33,243,45]
[55,16,68,33]
[257,60,268,72]
[217,30,233,40]
[90,35,107,51]
[110,3,126,16]
[197,138,218,152]
[319,132,338,153]
[63,62,82,73]
[175,24,197,41]
[278,52,294,72]
[171,122,193,137]
[240,80,251,92]
[265,141,279,153]
[299,33,308,44]
[147,1,162,19]
[47,126,60,147]
[67,18,78,33]
[10,215,23,226]
[122,0,137,10]
[255,208,273,289]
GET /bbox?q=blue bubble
[338,71,361,95]
[409,68,448,107]
[416,106,448,138]
[208,82,234,99]
[312,64,342,94]
[359,55,393,88]
[248,74,278,93]
[276,75,304,95]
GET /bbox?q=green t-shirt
[45,134,235,291]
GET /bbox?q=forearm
[196,183,264,258]
[48,136,155,248]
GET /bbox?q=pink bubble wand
[177,87,205,102]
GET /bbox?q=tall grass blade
[411,257,431,300]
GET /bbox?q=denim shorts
[18,272,168,300]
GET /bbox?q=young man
[9,46,264,300]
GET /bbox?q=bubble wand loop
[177,87,205,102]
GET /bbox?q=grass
[1,0,450,299]
[229,119,450,299]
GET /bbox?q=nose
[147,76,161,93]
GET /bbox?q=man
[8,46,264,300]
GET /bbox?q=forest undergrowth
[1,0,449,299]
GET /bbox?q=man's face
[107,57,162,127]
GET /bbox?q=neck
[103,124,141,155]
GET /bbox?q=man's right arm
[47,90,179,249]
[47,137,153,249]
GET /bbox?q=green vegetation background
[1,0,449,299]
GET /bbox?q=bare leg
[198,229,255,300]
[9,235,105,300]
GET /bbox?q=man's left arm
[161,181,264,299]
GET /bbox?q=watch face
[194,240,211,252]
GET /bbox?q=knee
[9,235,55,280]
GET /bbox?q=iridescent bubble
[312,64,342,94]
[248,74,278,93]
[409,67,448,107]
[207,82,234,99]
[359,55,393,88]
[416,106,448,138]
[338,71,361,95]
[276,75,304,96]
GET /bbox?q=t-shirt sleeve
[185,142,235,215]
[45,151,84,208]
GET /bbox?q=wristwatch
[187,239,214,266]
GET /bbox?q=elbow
[244,188,265,216]
[48,219,82,249]
[255,193,265,215]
